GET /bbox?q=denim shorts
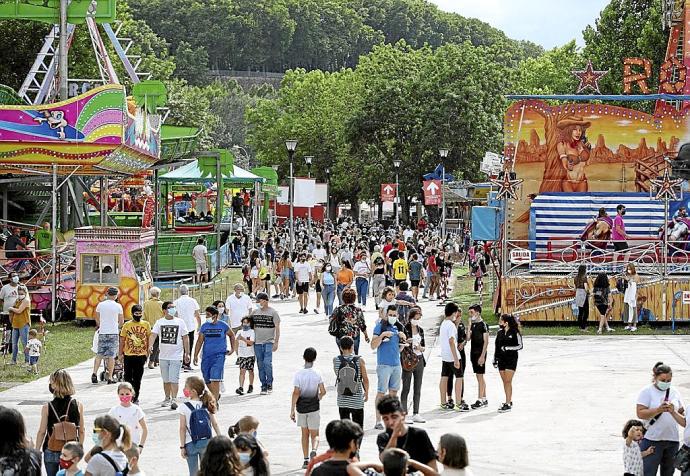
[376,364,402,393]
[160,359,182,383]
[29,356,39,365]
[201,353,226,383]
[97,333,119,358]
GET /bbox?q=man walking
[439,302,468,411]
[290,347,327,469]
[294,253,313,314]
[149,301,190,410]
[174,284,200,371]
[92,287,124,384]
[192,237,209,284]
[251,292,281,395]
[143,286,164,369]
[225,283,253,335]
[468,304,489,410]
[613,204,630,263]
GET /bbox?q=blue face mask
[657,381,672,391]
[242,325,250,331]
[238,453,251,465]
[168,307,176,317]
[92,432,102,446]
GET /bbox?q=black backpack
[99,452,129,476]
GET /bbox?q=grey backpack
[336,356,359,396]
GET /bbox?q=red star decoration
[650,168,683,201]
[572,60,609,94]
[490,172,523,201]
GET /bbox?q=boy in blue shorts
[194,305,236,402]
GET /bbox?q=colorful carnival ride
[481,0,690,325]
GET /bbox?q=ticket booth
[75,227,154,320]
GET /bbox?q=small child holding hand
[623,419,654,476]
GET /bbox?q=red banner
[423,180,442,205]
[380,183,397,202]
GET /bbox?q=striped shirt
[333,355,364,410]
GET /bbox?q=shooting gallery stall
[75,227,153,320]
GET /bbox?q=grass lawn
[449,266,690,336]
[0,321,94,391]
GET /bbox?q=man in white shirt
[174,284,200,371]
[439,302,467,411]
[290,347,326,468]
[293,253,313,315]
[92,287,124,384]
[0,271,20,328]
[191,237,208,284]
[312,243,327,261]
[150,301,190,409]
[225,283,254,334]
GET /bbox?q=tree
[515,41,581,95]
[174,41,209,86]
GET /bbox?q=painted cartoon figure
[556,117,592,192]
[34,110,68,139]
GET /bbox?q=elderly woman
[329,288,370,355]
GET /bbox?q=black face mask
[133,314,142,322]
[49,383,54,394]
[621,210,626,216]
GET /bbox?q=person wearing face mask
[233,434,269,476]
[212,300,230,325]
[371,305,407,430]
[401,309,426,424]
[108,383,147,454]
[178,377,222,476]
[36,369,85,476]
[493,314,523,413]
[467,304,489,411]
[294,253,313,314]
[0,272,21,352]
[56,441,84,476]
[0,406,42,475]
[321,262,337,316]
[613,204,630,263]
[118,305,150,404]
[353,253,371,307]
[84,414,131,476]
[149,301,190,410]
[194,306,236,403]
[8,285,30,366]
[636,362,686,476]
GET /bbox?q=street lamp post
[325,167,330,222]
[271,164,279,226]
[285,140,298,252]
[393,159,401,228]
[439,148,449,240]
[305,156,313,231]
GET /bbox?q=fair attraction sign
[423,180,442,205]
[380,183,396,202]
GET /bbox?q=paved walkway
[4,286,690,475]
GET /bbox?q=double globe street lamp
[285,139,298,252]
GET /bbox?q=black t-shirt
[470,321,489,355]
[311,459,350,476]
[376,426,436,468]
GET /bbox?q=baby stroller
[99,355,124,382]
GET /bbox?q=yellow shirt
[10,298,30,329]
[143,298,164,327]
[120,320,151,356]
[393,258,409,280]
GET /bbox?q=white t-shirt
[294,262,312,283]
[0,283,18,313]
[313,248,327,260]
[292,367,323,399]
[175,295,200,333]
[152,317,189,361]
[623,441,643,476]
[237,329,256,358]
[192,244,208,263]
[353,261,370,277]
[226,293,253,328]
[86,450,128,475]
[439,319,458,362]
[403,229,414,241]
[27,338,42,357]
[109,403,146,445]
[96,299,123,335]
[179,400,206,444]
[636,384,684,442]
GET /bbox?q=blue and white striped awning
[531,192,666,251]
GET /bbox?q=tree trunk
[378,201,383,222]
[349,198,360,222]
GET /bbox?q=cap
[256,292,269,302]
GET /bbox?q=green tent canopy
[159,159,265,185]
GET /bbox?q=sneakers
[470,399,488,410]
[267,385,273,394]
[260,388,268,395]
[405,414,414,424]
[302,459,309,469]
[170,399,178,411]
[455,401,470,412]
[91,373,98,384]
[412,414,426,423]
[309,450,317,460]
[624,325,631,331]
[314,309,319,314]
[447,398,454,407]
[160,398,171,407]
[596,329,602,335]
[247,385,254,394]
[440,402,455,410]
[630,326,638,332]
[607,327,614,332]
[236,387,244,395]
[498,402,513,413]
[374,422,384,430]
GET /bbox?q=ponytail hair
[501,314,522,333]
[94,414,131,452]
[186,376,217,414]
[228,415,259,438]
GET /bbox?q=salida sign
[380,183,397,202]
[423,180,441,205]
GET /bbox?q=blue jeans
[337,284,346,305]
[254,342,274,389]
[356,278,369,305]
[44,449,61,476]
[639,438,677,476]
[185,439,210,475]
[322,284,335,315]
[12,324,29,363]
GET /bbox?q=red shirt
[417,218,427,231]
[427,255,438,273]
[382,244,393,257]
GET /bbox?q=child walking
[235,316,256,395]
[25,328,42,374]
[179,376,222,476]
[623,419,654,476]
[108,382,148,452]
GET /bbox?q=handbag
[675,445,690,471]
[400,345,419,372]
[574,288,587,308]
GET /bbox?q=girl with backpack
[179,376,222,476]
[592,273,613,334]
[332,335,369,428]
[35,369,85,476]
[84,414,131,476]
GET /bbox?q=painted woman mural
[556,117,591,192]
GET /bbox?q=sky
[429,0,612,49]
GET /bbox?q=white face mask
[11,276,19,284]
[410,319,420,326]
[387,316,397,326]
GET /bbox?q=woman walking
[636,362,685,476]
[400,308,426,423]
[330,288,369,354]
[336,261,354,305]
[624,263,640,332]
[353,253,371,307]
[493,314,523,413]
[574,265,589,332]
[321,263,337,316]
[592,272,613,334]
